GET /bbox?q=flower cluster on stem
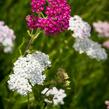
[68,15,107,60]
[41,87,66,105]
[0,21,15,53]
[26,0,71,35]
[93,21,109,37]
[8,51,51,95]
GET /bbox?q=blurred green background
[0,0,109,109]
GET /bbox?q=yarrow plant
[93,21,109,49]
[93,21,109,37]
[6,0,109,108]
[73,38,107,60]
[68,15,107,60]
[0,21,15,53]
[41,87,66,105]
[7,1,71,107]
[8,51,51,95]
[68,15,91,39]
[26,0,71,34]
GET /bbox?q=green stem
[40,12,45,18]
[24,30,41,56]
[28,93,30,109]
[24,37,33,56]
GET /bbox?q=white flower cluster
[8,51,51,95]
[68,15,107,60]
[68,15,91,39]
[41,87,66,105]
[73,38,107,60]
[8,74,32,95]
[0,21,15,53]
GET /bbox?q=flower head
[8,74,32,95]
[68,15,91,38]
[8,51,51,95]
[26,0,71,34]
[73,38,107,60]
[68,15,108,61]
[93,21,109,37]
[41,87,66,105]
[0,21,15,53]
[31,0,46,13]
[103,40,109,49]
[32,51,51,68]
[26,15,39,30]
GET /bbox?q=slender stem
[19,30,41,108]
[24,37,33,56]
[24,31,41,56]
[28,93,30,109]
[40,12,45,18]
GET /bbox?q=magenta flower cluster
[26,0,71,35]
[31,0,46,13]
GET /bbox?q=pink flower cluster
[31,0,46,13]
[93,21,109,37]
[26,0,71,35]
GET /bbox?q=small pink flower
[103,40,109,49]
[31,0,46,13]
[93,21,109,37]
[0,21,15,53]
[26,15,39,29]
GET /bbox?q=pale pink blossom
[93,21,109,37]
[103,40,109,49]
[0,21,16,53]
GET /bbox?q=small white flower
[32,51,51,69]
[0,21,15,53]
[8,51,51,95]
[44,99,52,103]
[41,88,49,94]
[73,38,107,60]
[8,74,32,95]
[42,87,66,105]
[68,15,91,38]
[13,55,45,85]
